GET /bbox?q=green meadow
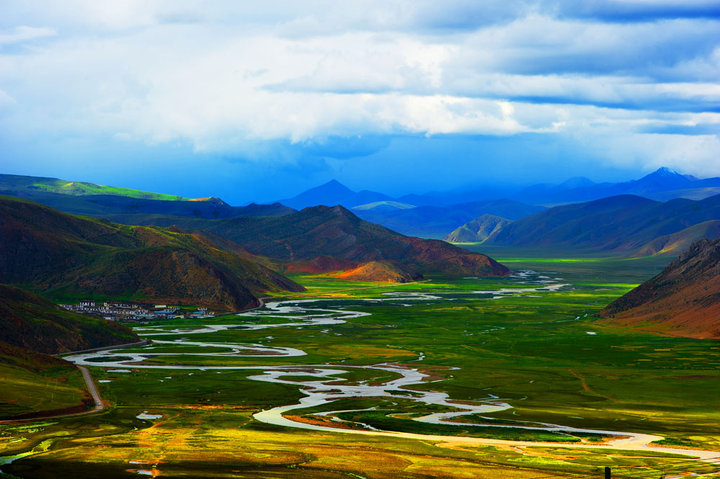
[2,253,720,478]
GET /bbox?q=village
[59,300,218,322]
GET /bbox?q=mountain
[281,180,391,209]
[0,284,138,354]
[353,200,544,238]
[486,193,720,255]
[0,196,303,309]
[445,214,512,243]
[634,220,720,257]
[170,205,509,277]
[0,339,91,420]
[0,173,294,221]
[599,238,720,339]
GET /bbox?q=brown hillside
[335,261,422,283]
[599,238,720,339]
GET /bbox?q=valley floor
[2,254,720,478]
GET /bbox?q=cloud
[0,0,718,190]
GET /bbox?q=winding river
[61,273,720,465]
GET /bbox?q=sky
[1,1,719,204]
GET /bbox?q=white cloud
[0,1,718,177]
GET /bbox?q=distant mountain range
[353,199,543,238]
[600,238,720,339]
[484,193,720,255]
[277,168,720,238]
[0,196,303,309]
[280,179,391,209]
[283,168,720,210]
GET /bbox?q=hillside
[0,196,303,309]
[0,340,93,419]
[335,261,422,283]
[0,284,138,354]
[187,205,509,277]
[486,193,720,255]
[0,285,138,419]
[445,214,512,243]
[599,239,720,339]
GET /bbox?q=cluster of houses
[59,300,217,321]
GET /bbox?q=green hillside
[0,174,295,220]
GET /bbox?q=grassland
[2,252,720,478]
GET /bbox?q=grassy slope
[0,174,295,221]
